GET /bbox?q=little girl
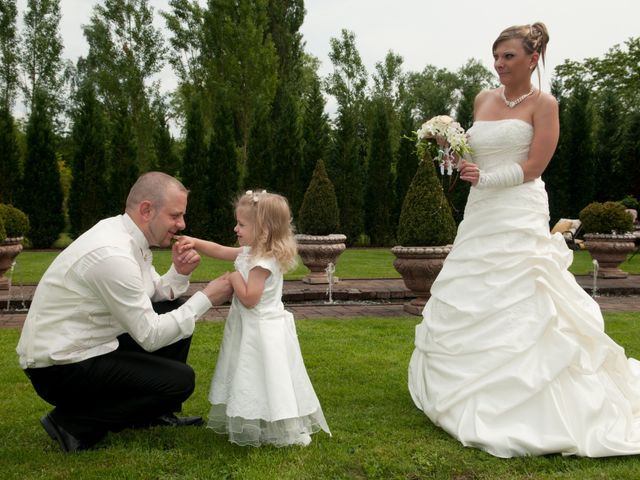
[176,190,330,447]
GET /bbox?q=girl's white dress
[408,119,640,458]
[207,247,331,446]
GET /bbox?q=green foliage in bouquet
[579,201,634,234]
[397,154,457,246]
[0,204,30,238]
[298,159,340,235]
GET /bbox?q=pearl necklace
[501,85,535,108]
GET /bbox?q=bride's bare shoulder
[535,91,559,115]
[474,88,498,109]
[475,88,497,102]
[536,90,558,107]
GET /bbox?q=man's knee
[170,361,196,399]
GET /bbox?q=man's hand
[172,239,201,275]
[202,272,233,305]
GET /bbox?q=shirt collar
[122,213,150,253]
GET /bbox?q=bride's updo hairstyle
[493,22,550,87]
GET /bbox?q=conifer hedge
[397,156,457,246]
[297,159,340,235]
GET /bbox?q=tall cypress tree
[245,105,273,190]
[202,0,277,173]
[329,108,364,245]
[301,68,330,194]
[543,80,571,223]
[266,0,305,211]
[564,84,595,216]
[325,30,368,246]
[152,98,180,176]
[0,0,20,112]
[271,85,303,212]
[593,89,622,202]
[208,103,239,244]
[21,0,63,114]
[68,81,109,237]
[83,0,166,174]
[21,88,64,247]
[618,109,640,199]
[365,98,394,246]
[395,105,418,225]
[107,103,138,215]
[0,106,20,204]
[0,1,20,203]
[181,94,210,237]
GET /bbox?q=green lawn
[6,248,640,285]
[2,313,640,479]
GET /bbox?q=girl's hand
[228,271,241,288]
[173,235,200,266]
[173,235,196,254]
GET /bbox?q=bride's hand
[459,160,480,186]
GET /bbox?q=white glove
[476,163,524,189]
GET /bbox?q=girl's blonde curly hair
[236,190,297,273]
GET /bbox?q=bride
[408,22,640,458]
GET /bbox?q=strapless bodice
[467,119,533,171]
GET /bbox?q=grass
[7,247,639,285]
[2,313,640,479]
[9,248,403,284]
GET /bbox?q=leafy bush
[619,195,639,211]
[0,204,30,238]
[0,217,5,242]
[579,201,634,234]
[297,159,340,235]
[397,157,457,246]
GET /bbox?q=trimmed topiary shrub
[397,155,457,246]
[298,159,340,235]
[0,204,30,238]
[619,195,639,211]
[579,201,634,234]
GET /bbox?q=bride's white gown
[408,119,640,458]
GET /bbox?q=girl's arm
[175,235,241,262]
[229,267,270,309]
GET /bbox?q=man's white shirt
[16,214,212,369]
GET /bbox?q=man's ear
[139,200,153,220]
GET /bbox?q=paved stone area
[1,275,639,328]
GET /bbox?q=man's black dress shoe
[40,414,96,453]
[150,413,204,427]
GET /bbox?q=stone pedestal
[295,234,346,284]
[391,245,451,315]
[584,233,635,279]
[0,237,24,290]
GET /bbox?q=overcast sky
[13,0,640,114]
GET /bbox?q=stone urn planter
[392,245,451,315]
[295,234,346,284]
[584,233,636,278]
[0,237,24,290]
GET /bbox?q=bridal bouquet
[416,115,471,176]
